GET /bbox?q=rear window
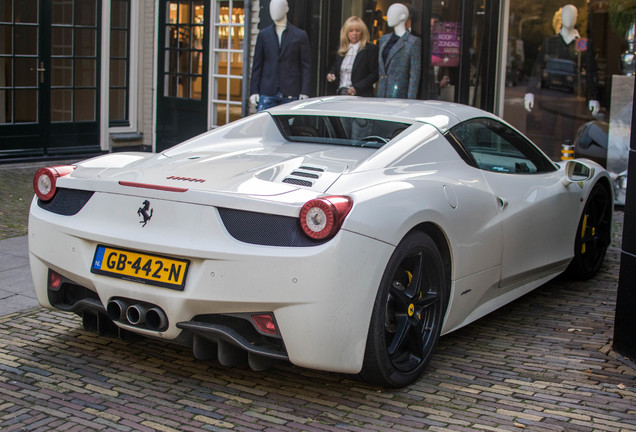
[272,115,411,149]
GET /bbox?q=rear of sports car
[28,99,474,383]
[28,147,396,375]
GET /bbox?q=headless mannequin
[249,0,308,106]
[524,4,599,115]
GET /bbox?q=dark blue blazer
[250,23,312,97]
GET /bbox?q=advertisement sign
[432,21,461,67]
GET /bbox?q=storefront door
[0,0,101,159]
[156,0,210,153]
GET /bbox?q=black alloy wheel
[360,231,448,387]
[566,182,612,280]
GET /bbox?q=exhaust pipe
[146,307,168,331]
[126,304,147,325]
[107,299,128,321]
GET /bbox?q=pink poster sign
[431,21,461,67]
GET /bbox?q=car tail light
[33,165,76,201]
[299,195,353,240]
[48,270,63,291]
[252,314,278,335]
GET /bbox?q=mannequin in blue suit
[377,3,421,99]
[249,0,311,111]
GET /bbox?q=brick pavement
[1,212,635,431]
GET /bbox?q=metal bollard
[561,141,575,160]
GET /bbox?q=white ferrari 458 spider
[29,97,613,387]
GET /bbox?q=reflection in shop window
[212,1,244,127]
[502,1,613,162]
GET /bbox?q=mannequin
[249,0,311,111]
[524,4,599,115]
[387,3,408,36]
[376,3,421,99]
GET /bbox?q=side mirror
[561,160,595,186]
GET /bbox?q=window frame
[445,117,558,174]
[107,0,138,133]
[209,0,245,128]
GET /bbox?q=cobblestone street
[1,212,635,432]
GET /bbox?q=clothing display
[250,22,312,109]
[376,32,421,99]
[526,33,598,100]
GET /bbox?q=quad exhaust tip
[146,307,168,330]
[106,299,168,331]
[126,304,147,325]
[106,299,127,321]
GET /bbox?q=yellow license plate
[91,245,190,290]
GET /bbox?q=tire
[565,183,612,280]
[360,231,448,387]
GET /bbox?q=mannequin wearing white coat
[524,4,599,115]
[249,0,310,109]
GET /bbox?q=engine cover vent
[282,165,325,187]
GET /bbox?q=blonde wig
[338,16,370,56]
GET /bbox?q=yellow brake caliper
[404,270,424,320]
[581,214,588,254]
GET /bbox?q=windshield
[272,114,412,149]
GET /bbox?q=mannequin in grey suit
[377,3,421,99]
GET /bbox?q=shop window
[164,0,205,100]
[427,0,461,102]
[211,0,244,127]
[50,0,98,123]
[501,1,613,161]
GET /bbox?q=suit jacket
[328,43,379,97]
[526,34,598,100]
[377,32,421,99]
[250,23,312,97]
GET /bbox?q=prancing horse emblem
[137,200,153,227]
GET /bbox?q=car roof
[265,96,498,133]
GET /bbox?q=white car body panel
[28,97,612,376]
[481,169,585,286]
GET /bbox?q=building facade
[0,0,628,165]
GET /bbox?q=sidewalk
[0,235,38,315]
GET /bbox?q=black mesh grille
[38,188,94,216]
[290,171,320,179]
[299,166,324,172]
[282,178,313,187]
[218,207,327,247]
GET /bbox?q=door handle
[497,196,508,210]
[37,61,46,83]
